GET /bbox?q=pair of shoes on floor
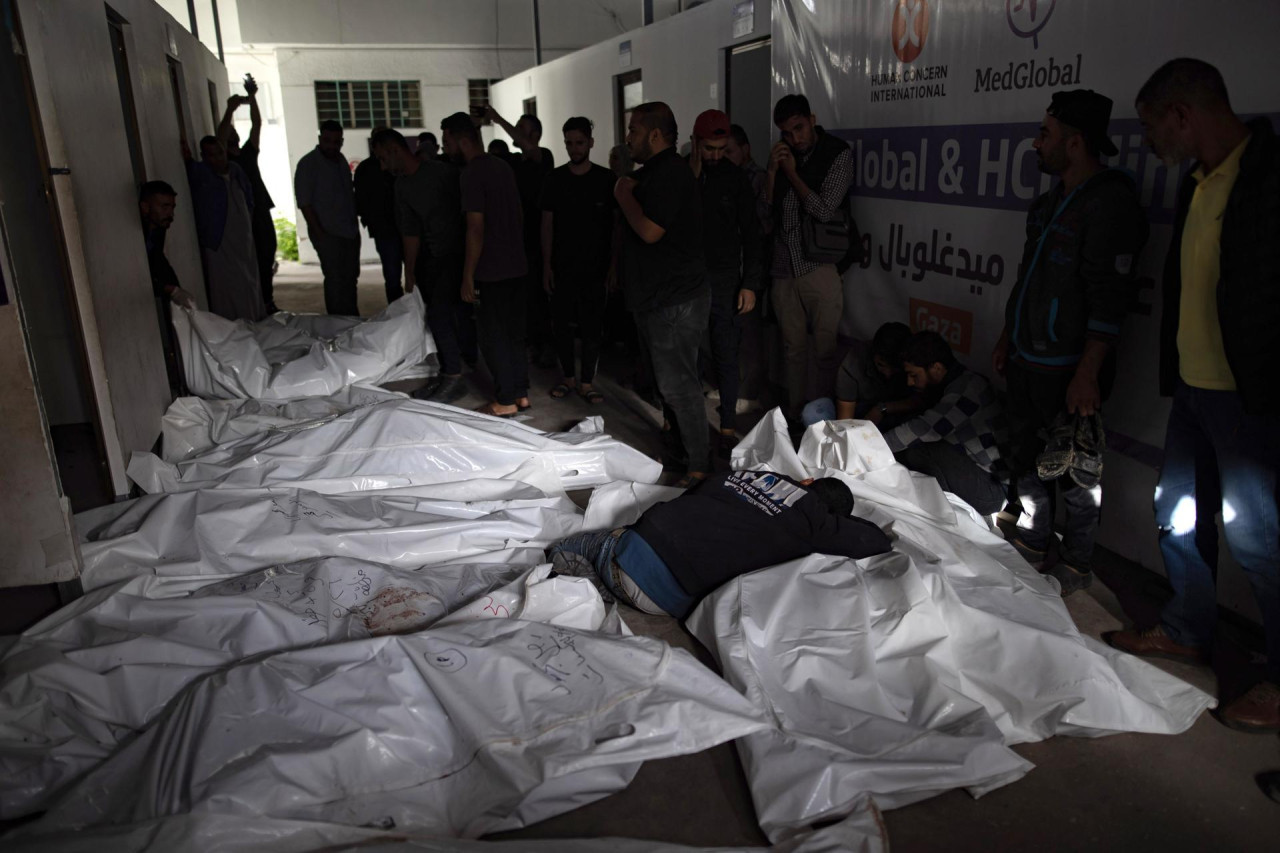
[1036,412,1106,488]
[412,375,467,405]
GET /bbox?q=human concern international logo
[1006,0,1056,49]
[891,0,930,64]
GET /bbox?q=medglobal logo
[973,53,1082,93]
[1006,0,1056,49]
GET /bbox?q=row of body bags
[173,290,435,400]
[0,399,1213,851]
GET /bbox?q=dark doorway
[106,7,147,190]
[726,37,771,167]
[615,69,643,146]
[522,96,537,118]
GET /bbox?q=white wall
[274,45,567,262]
[489,0,770,167]
[234,0,638,48]
[222,0,655,263]
[18,0,228,494]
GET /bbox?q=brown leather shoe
[1104,625,1210,665]
[1216,682,1280,733]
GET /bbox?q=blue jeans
[802,397,836,426]
[1157,381,1280,680]
[374,234,404,304]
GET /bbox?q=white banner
[772,0,1280,451]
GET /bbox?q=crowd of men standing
[140,57,1277,731]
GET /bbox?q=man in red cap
[690,109,764,457]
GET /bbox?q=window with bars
[314,80,422,129]
[468,78,503,123]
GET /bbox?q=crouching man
[884,331,1010,517]
[549,471,891,618]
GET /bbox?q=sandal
[578,387,604,404]
[476,403,519,419]
[549,383,573,399]
[673,472,708,490]
[517,400,532,411]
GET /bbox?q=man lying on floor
[549,471,892,618]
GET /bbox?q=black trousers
[417,252,476,376]
[550,270,608,383]
[896,442,1007,516]
[476,276,530,405]
[251,210,277,309]
[705,274,746,430]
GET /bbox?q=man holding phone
[767,94,854,431]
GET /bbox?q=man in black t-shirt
[486,107,556,364]
[549,471,891,617]
[354,133,403,304]
[617,102,710,487]
[218,82,279,313]
[540,116,617,404]
[443,111,530,418]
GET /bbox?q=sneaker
[1035,412,1075,482]
[1070,412,1106,489]
[1045,561,1093,596]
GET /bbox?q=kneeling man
[884,331,1010,515]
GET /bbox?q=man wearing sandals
[442,112,531,418]
[540,116,617,405]
[992,89,1148,596]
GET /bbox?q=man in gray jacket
[992,89,1148,595]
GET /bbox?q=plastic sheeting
[74,486,582,591]
[128,400,662,495]
[0,559,606,818]
[161,386,406,461]
[680,411,1216,841]
[4,802,886,853]
[17,619,768,838]
[173,290,434,400]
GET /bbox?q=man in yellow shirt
[1108,59,1280,733]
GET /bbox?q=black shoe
[1046,561,1093,596]
[411,377,445,401]
[426,375,468,404]
[717,430,737,460]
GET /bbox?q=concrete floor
[30,263,1280,849]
